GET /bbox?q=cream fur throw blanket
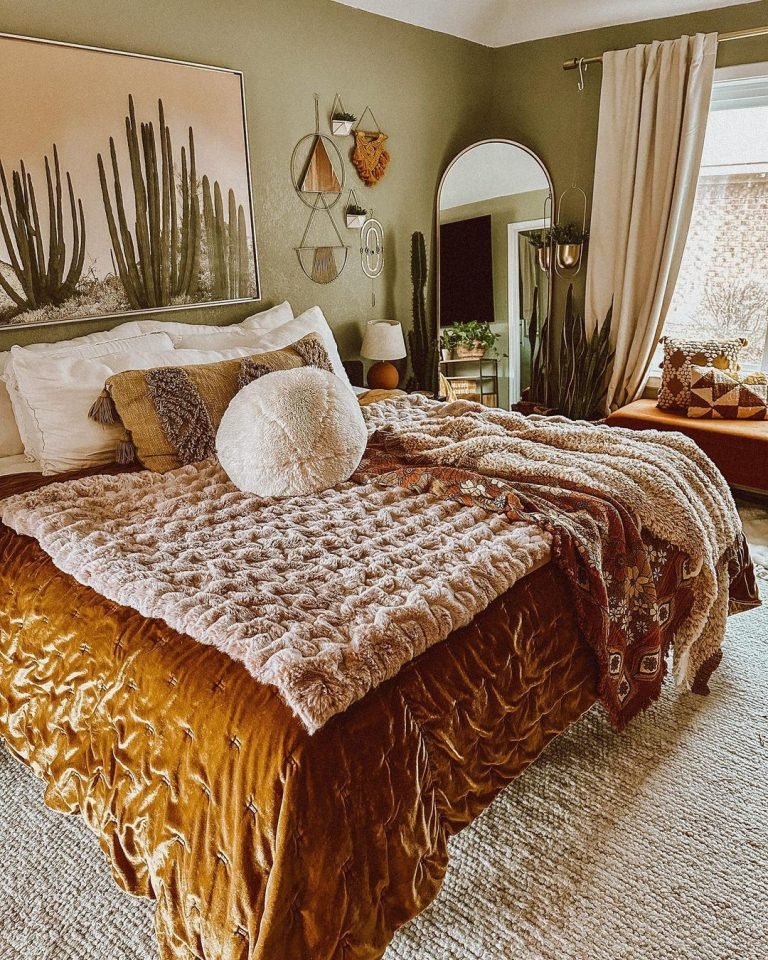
[0,395,745,731]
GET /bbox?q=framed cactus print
[0,34,260,330]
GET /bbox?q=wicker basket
[454,343,487,360]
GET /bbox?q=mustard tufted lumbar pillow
[216,366,368,497]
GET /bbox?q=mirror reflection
[437,140,552,408]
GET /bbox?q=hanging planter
[332,113,356,136]
[329,94,355,136]
[344,189,367,229]
[527,229,552,273]
[552,222,589,272]
[553,186,589,278]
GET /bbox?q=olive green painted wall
[0,0,491,355]
[489,0,768,331]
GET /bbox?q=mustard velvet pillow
[90,333,332,471]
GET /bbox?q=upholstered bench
[606,399,768,494]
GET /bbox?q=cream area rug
[1,526,767,959]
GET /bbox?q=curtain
[585,32,718,412]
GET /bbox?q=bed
[0,311,760,960]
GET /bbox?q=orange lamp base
[366,361,400,390]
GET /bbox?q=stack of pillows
[657,336,768,421]
[0,302,369,497]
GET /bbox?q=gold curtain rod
[562,24,768,70]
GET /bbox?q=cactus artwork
[0,35,259,330]
[98,96,201,310]
[202,176,251,301]
[0,146,86,311]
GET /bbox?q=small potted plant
[451,321,501,359]
[439,330,457,361]
[528,229,552,273]
[345,202,368,229]
[552,222,589,270]
[332,111,356,136]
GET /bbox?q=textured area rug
[1,552,766,959]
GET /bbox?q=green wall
[0,0,491,354]
[2,0,767,370]
[490,0,768,332]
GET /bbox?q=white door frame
[507,217,547,405]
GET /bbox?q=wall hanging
[329,93,356,136]
[360,214,384,306]
[352,106,390,186]
[0,33,259,332]
[292,96,348,284]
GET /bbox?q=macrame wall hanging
[352,106,390,186]
[291,95,349,284]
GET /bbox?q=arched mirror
[436,140,553,409]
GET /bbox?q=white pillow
[176,305,352,392]
[5,331,175,464]
[216,367,368,497]
[0,353,24,458]
[108,301,294,344]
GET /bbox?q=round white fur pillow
[216,367,368,497]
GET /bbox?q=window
[659,62,768,372]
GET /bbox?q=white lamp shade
[360,320,407,361]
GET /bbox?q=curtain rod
[562,24,768,70]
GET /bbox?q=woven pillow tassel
[89,389,119,425]
[116,433,136,465]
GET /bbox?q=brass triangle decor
[301,136,342,194]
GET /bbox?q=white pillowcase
[0,353,24,458]
[175,305,352,391]
[6,332,175,466]
[108,300,294,344]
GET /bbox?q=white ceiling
[332,0,754,48]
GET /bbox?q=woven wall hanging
[352,106,390,186]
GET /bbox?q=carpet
[1,546,766,959]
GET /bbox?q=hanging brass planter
[556,242,582,270]
[537,245,552,273]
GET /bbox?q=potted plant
[551,222,589,270]
[439,331,455,361]
[345,202,368,229]
[528,229,552,273]
[450,321,500,359]
[332,111,356,136]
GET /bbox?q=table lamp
[360,320,407,389]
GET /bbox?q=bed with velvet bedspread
[0,394,760,960]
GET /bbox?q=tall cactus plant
[201,175,250,300]
[406,231,437,393]
[98,96,200,309]
[0,146,86,311]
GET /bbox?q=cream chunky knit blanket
[0,395,746,731]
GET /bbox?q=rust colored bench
[606,399,768,494]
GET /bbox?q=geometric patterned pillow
[657,336,747,411]
[687,364,767,420]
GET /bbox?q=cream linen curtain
[585,32,718,412]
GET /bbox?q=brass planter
[536,245,552,273]
[556,242,582,270]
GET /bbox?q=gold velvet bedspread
[1,465,754,960]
